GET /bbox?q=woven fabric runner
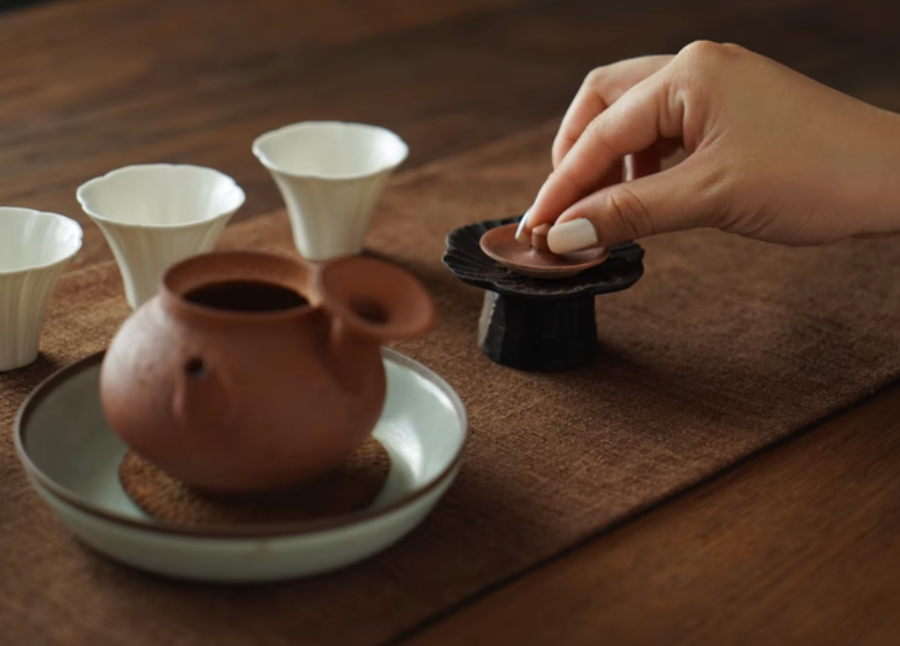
[3,122,900,645]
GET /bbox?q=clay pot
[100,250,436,494]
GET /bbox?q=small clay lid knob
[531,224,553,255]
[478,220,610,279]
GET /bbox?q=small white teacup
[77,164,245,309]
[0,207,83,371]
[253,121,408,261]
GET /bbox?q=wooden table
[3,0,900,643]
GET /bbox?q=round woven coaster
[119,437,391,529]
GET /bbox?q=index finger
[552,55,673,168]
[530,68,684,232]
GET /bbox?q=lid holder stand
[443,216,646,371]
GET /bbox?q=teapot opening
[184,356,208,379]
[184,280,308,313]
[350,299,390,325]
[317,256,435,341]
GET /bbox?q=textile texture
[3,123,900,645]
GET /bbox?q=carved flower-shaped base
[443,217,645,371]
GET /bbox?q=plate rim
[14,348,467,539]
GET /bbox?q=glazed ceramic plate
[15,349,467,583]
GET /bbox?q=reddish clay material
[479,223,609,279]
[100,250,435,494]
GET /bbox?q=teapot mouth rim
[161,250,317,321]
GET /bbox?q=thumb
[546,159,718,252]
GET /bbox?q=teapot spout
[171,353,232,434]
[317,256,436,393]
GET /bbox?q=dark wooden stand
[444,217,645,372]
[478,291,600,371]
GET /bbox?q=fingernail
[547,219,599,254]
[515,208,532,243]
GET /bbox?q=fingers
[552,55,673,168]
[529,70,685,235]
[546,158,718,252]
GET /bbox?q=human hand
[517,41,900,253]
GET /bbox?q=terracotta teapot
[100,250,436,494]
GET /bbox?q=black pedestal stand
[443,217,645,371]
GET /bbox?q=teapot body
[100,251,434,494]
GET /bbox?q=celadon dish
[15,348,467,583]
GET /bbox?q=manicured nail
[547,219,599,254]
[515,208,532,243]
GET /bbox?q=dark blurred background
[2,0,899,269]
[0,0,44,10]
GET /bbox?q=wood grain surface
[397,380,900,645]
[4,0,900,271]
[3,0,900,644]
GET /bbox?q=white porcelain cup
[252,121,408,261]
[77,164,245,309]
[0,207,83,371]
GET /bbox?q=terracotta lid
[479,222,609,279]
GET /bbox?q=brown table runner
[4,121,900,645]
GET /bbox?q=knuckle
[677,40,731,67]
[671,40,742,97]
[584,66,608,90]
[720,42,749,55]
[605,186,654,240]
[584,62,634,103]
[583,67,614,105]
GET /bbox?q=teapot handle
[171,353,233,432]
[316,256,436,342]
